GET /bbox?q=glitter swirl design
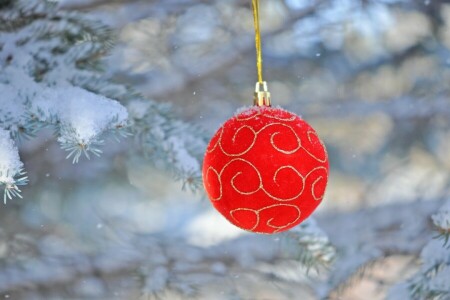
[203,106,329,234]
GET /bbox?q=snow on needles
[432,200,450,232]
[0,1,132,200]
[0,129,23,184]
[32,86,128,145]
[388,201,450,300]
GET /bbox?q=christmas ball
[202,106,329,234]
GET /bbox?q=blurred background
[1,0,450,299]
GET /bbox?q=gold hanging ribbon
[252,0,271,106]
[252,0,263,83]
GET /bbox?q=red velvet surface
[202,106,329,234]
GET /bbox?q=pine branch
[0,0,209,195]
[283,219,336,273]
[388,200,450,300]
[127,99,207,192]
[0,129,28,203]
[318,199,444,298]
[432,202,450,248]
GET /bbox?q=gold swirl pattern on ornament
[230,204,301,233]
[205,128,221,154]
[205,166,222,201]
[207,123,328,164]
[270,129,301,154]
[207,123,301,156]
[207,157,327,202]
[305,130,328,163]
[312,176,325,201]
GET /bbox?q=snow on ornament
[202,83,329,234]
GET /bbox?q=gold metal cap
[253,81,271,107]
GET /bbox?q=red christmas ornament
[202,106,329,234]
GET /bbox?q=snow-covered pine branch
[127,99,206,192]
[0,0,128,201]
[432,201,450,247]
[388,199,450,300]
[284,219,336,272]
[318,199,444,298]
[0,129,28,204]
[0,0,207,200]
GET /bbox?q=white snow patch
[234,105,257,116]
[0,83,27,129]
[32,86,128,144]
[432,199,450,231]
[0,129,23,183]
[234,105,300,118]
[432,207,450,232]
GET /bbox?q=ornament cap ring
[254,81,271,107]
